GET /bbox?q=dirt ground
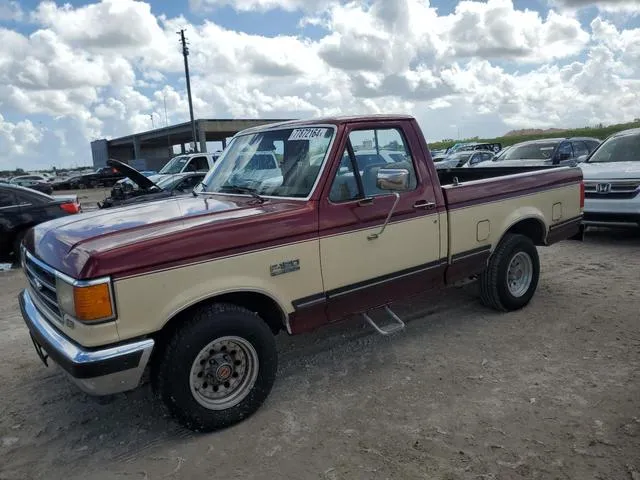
[1,225,639,480]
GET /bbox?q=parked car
[488,137,601,168]
[0,183,81,259]
[579,127,640,229]
[435,151,495,169]
[9,176,54,195]
[157,152,220,177]
[454,142,502,154]
[98,160,206,209]
[17,114,584,433]
[50,166,125,190]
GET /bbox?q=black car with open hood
[98,159,206,209]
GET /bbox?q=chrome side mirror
[376,168,410,191]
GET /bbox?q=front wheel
[152,303,277,432]
[479,233,540,312]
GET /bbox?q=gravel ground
[0,224,639,480]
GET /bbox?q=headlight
[56,278,115,323]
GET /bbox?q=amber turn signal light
[73,283,114,322]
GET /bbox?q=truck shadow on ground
[7,284,485,474]
[583,226,640,245]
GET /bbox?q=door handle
[413,200,436,210]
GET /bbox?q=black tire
[152,303,277,432]
[479,233,540,312]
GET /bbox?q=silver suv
[580,128,640,228]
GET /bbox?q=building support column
[180,143,186,153]
[198,122,207,153]
[222,138,227,149]
[133,136,141,159]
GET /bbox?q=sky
[0,0,639,170]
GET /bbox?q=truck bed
[439,165,582,210]
[436,165,558,186]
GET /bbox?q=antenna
[178,29,198,152]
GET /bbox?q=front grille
[584,180,640,199]
[23,253,63,323]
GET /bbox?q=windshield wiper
[220,185,266,203]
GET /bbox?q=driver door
[318,123,444,321]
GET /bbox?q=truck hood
[579,161,640,180]
[25,194,317,279]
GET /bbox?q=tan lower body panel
[113,240,324,341]
[319,213,442,291]
[447,183,581,257]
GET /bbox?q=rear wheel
[152,303,277,432]
[479,234,540,312]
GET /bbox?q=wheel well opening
[157,291,286,343]
[506,218,546,245]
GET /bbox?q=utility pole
[150,113,155,129]
[178,29,198,152]
[163,94,169,126]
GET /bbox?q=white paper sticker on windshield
[288,128,328,141]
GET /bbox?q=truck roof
[239,114,416,135]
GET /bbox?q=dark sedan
[0,184,81,260]
[487,137,601,167]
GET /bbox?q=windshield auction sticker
[288,128,328,141]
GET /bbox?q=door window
[329,128,416,202]
[191,156,210,171]
[571,141,589,157]
[556,142,573,159]
[0,190,16,208]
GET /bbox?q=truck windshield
[201,126,335,198]
[160,156,190,174]
[587,132,640,163]
[502,141,560,160]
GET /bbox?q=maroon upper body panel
[442,167,583,210]
[25,194,318,279]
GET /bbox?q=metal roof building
[91,118,292,171]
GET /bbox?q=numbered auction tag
[288,128,328,141]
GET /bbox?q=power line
[177,28,198,152]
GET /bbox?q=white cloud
[550,0,640,14]
[0,0,22,21]
[189,0,333,13]
[1,0,639,170]
[0,114,43,160]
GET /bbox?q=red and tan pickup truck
[18,115,584,432]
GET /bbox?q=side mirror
[376,168,410,191]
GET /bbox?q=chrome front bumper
[19,289,154,396]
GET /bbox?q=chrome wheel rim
[189,336,259,410]
[506,251,533,297]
